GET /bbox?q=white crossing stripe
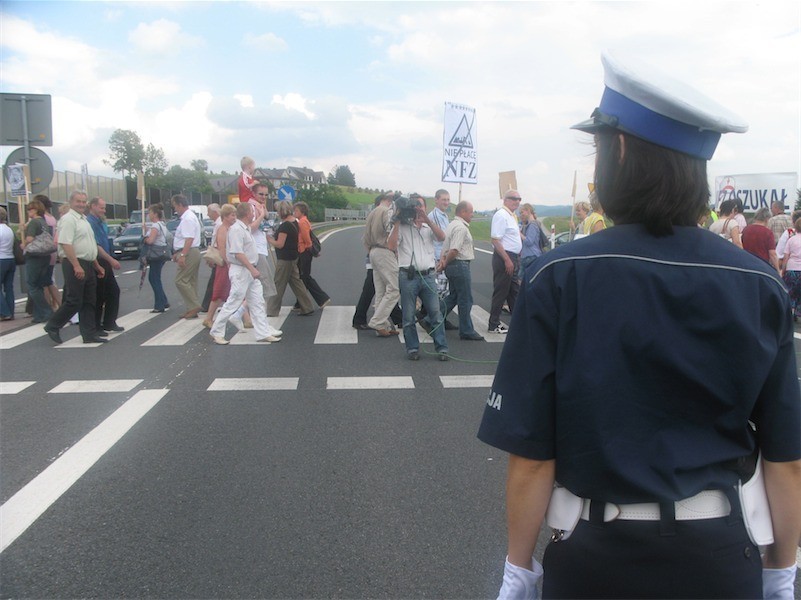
[141,318,205,346]
[314,306,358,344]
[327,376,415,390]
[58,309,161,348]
[461,306,506,342]
[0,324,47,350]
[794,332,801,340]
[207,378,299,391]
[0,388,168,554]
[267,306,293,331]
[49,379,143,394]
[398,323,435,344]
[0,381,35,395]
[440,375,494,388]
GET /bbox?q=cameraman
[387,194,449,361]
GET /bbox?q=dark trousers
[443,260,478,336]
[148,259,169,311]
[488,251,520,329]
[542,516,761,599]
[0,258,15,318]
[95,257,120,329]
[47,259,98,341]
[25,254,53,322]
[201,265,216,311]
[353,268,402,327]
[295,250,330,307]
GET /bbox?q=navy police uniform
[481,50,801,600]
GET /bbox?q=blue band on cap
[599,87,721,160]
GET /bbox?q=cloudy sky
[1,1,799,210]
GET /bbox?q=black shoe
[438,352,449,361]
[104,325,125,332]
[460,333,485,341]
[44,326,62,345]
[407,351,420,361]
[444,321,458,330]
[352,323,370,330]
[95,330,109,337]
[83,336,108,343]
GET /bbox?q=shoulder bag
[12,233,25,265]
[310,229,322,257]
[23,218,57,256]
[142,223,171,262]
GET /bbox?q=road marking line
[327,376,415,390]
[49,379,143,394]
[315,306,358,344]
[141,318,205,346]
[58,309,161,348]
[0,388,168,554]
[474,247,492,255]
[440,375,494,388]
[207,378,299,391]
[0,381,36,395]
[794,332,801,340]
[454,306,506,343]
[0,323,47,350]
[267,306,292,331]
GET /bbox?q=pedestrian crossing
[0,375,494,396]
[0,305,508,349]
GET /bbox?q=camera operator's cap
[572,50,748,160]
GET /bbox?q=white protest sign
[715,172,797,211]
[442,102,477,184]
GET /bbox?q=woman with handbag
[22,199,56,323]
[142,204,171,313]
[203,204,236,328]
[0,207,17,321]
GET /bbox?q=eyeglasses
[256,193,268,196]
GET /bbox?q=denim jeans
[0,258,16,318]
[443,260,478,336]
[25,254,53,322]
[399,270,448,354]
[148,258,169,310]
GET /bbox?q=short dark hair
[594,130,709,236]
[171,194,188,208]
[33,194,52,210]
[293,201,309,216]
[718,200,736,216]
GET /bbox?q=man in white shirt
[488,189,523,333]
[210,202,281,345]
[171,194,203,319]
[248,183,278,308]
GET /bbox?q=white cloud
[272,93,316,120]
[243,32,288,52]
[128,19,203,55]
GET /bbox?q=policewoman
[478,50,801,599]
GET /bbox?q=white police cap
[572,50,748,160]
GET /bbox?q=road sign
[0,93,53,146]
[3,146,54,194]
[278,185,296,202]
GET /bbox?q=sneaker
[407,350,420,361]
[489,324,509,334]
[268,329,283,337]
[211,335,229,345]
[257,336,281,343]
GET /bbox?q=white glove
[762,566,797,600]
[497,556,543,600]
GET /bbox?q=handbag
[204,245,224,266]
[12,234,25,265]
[141,223,171,262]
[310,229,322,257]
[23,218,57,256]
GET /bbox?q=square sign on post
[442,102,477,184]
[0,93,53,146]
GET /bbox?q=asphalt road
[1,224,798,598]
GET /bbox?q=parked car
[111,224,146,259]
[129,210,144,224]
[202,219,214,246]
[553,231,573,247]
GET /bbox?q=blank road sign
[0,93,53,146]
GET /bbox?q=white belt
[580,489,731,522]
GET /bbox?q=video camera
[393,195,420,224]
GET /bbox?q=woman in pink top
[780,217,801,321]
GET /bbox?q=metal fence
[324,208,368,221]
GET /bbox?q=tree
[105,129,144,178]
[297,184,349,221]
[328,165,356,187]
[151,165,213,194]
[190,159,209,172]
[795,188,801,211]
[144,143,168,178]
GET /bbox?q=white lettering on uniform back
[486,391,502,410]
